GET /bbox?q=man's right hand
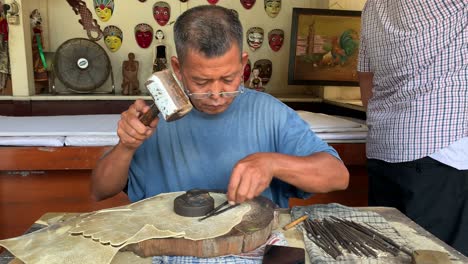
[117,99,159,150]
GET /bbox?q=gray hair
[174,5,243,65]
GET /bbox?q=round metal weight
[54,38,111,93]
[173,189,215,217]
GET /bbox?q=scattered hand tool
[283,214,309,230]
[198,200,239,221]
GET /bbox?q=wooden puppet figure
[249,67,263,91]
[30,9,48,82]
[0,2,9,91]
[153,30,167,72]
[121,53,140,95]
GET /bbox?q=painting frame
[288,8,361,86]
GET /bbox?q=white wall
[11,0,369,98]
[12,0,334,96]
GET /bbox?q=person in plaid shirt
[358,0,467,256]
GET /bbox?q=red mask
[135,24,153,48]
[240,0,256,9]
[268,29,284,52]
[153,2,170,26]
[207,0,219,4]
[243,60,251,83]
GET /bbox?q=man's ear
[171,56,182,81]
[241,52,249,68]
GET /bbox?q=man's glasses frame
[185,86,244,100]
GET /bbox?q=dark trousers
[367,157,468,256]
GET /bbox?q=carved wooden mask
[135,23,153,49]
[246,27,264,51]
[264,0,281,18]
[240,0,256,9]
[103,25,123,52]
[254,59,272,85]
[94,0,114,22]
[153,1,170,26]
[268,29,284,52]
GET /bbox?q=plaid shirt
[358,0,468,162]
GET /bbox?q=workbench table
[1,207,466,264]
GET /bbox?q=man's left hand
[227,153,274,204]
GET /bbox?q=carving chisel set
[302,216,412,259]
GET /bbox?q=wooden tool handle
[139,104,160,126]
[283,215,309,230]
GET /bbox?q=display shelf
[268,93,322,103]
[323,99,365,112]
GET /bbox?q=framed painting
[288,8,361,86]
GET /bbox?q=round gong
[123,196,276,258]
[173,189,214,217]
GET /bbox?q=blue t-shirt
[127,88,339,208]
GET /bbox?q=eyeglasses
[185,86,244,100]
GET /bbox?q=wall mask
[103,25,123,52]
[153,1,170,26]
[207,0,219,4]
[264,0,281,18]
[135,23,153,49]
[254,59,272,85]
[268,29,284,52]
[240,0,256,10]
[243,59,251,84]
[246,27,264,51]
[93,0,114,22]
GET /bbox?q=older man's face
[172,45,248,115]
